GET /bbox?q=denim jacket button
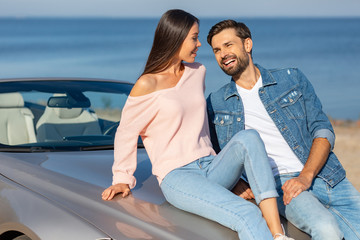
[237,117,241,122]
[220,120,224,125]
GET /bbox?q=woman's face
[178,22,201,63]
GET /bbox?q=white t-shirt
[236,76,304,176]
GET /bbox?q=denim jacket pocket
[278,89,305,120]
[213,113,234,148]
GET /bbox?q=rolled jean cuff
[255,190,279,205]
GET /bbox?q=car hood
[0,150,238,240]
[36,148,166,205]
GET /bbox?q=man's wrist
[299,170,315,185]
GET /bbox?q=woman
[102,9,293,240]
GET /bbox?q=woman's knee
[232,129,262,145]
[231,129,266,155]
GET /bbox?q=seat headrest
[53,107,83,119]
[0,92,25,108]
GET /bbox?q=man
[206,20,360,240]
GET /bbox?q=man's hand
[282,138,331,205]
[232,179,255,200]
[102,183,131,201]
[281,175,312,205]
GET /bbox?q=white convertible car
[0,78,309,240]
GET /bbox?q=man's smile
[222,56,237,67]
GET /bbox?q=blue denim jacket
[207,64,345,187]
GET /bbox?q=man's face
[211,28,250,77]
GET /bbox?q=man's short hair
[207,20,252,46]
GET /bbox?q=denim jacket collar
[256,64,277,87]
[223,64,276,101]
[223,80,239,101]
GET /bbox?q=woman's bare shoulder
[130,74,157,97]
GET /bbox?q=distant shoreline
[1,17,360,20]
[330,118,360,127]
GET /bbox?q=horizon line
[1,15,360,20]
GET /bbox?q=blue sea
[0,17,359,120]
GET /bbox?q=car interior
[36,94,102,142]
[0,92,37,145]
[0,80,132,147]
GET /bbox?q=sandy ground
[332,122,360,191]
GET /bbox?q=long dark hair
[141,9,199,76]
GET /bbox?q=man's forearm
[299,137,331,184]
[281,137,331,205]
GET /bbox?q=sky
[0,0,360,18]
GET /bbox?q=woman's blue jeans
[160,130,278,240]
[276,173,360,240]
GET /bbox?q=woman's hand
[102,183,131,201]
[232,179,255,200]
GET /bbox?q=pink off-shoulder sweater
[112,62,216,188]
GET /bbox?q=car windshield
[0,79,136,152]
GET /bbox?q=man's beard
[220,54,249,77]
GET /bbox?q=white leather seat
[36,104,102,142]
[0,92,37,145]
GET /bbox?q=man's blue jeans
[276,173,360,240]
[160,130,278,240]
